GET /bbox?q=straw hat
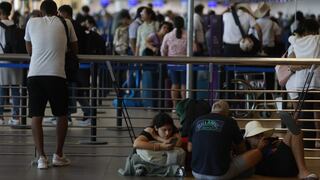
[244,121,274,138]
[235,3,253,15]
[211,100,230,117]
[254,2,271,18]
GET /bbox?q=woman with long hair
[161,16,187,111]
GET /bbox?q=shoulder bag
[58,16,79,82]
[231,7,261,54]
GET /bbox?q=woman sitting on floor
[119,112,185,177]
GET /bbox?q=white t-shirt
[24,16,77,78]
[256,17,281,47]
[286,35,320,99]
[223,10,256,44]
[193,13,205,44]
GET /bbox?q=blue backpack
[113,69,142,107]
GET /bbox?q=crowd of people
[0,0,319,178]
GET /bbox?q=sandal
[301,173,319,180]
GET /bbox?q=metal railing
[0,54,319,159]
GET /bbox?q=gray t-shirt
[24,16,77,78]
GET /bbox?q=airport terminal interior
[0,0,320,179]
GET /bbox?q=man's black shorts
[27,76,68,117]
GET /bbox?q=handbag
[275,65,292,87]
[275,50,292,87]
[58,16,79,82]
[231,7,261,54]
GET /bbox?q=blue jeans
[0,86,20,117]
[67,82,90,118]
[142,70,158,108]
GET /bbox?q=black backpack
[0,22,26,53]
[176,99,211,137]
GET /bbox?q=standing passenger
[0,2,22,126]
[129,6,145,55]
[161,16,187,111]
[24,0,78,169]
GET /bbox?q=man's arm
[129,39,136,54]
[235,141,247,155]
[25,41,32,56]
[187,142,192,152]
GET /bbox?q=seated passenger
[244,120,319,180]
[188,100,268,180]
[119,112,185,177]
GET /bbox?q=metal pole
[91,63,97,142]
[80,63,107,145]
[186,0,194,98]
[295,0,298,22]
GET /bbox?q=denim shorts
[169,70,186,85]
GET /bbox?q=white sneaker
[8,119,20,126]
[43,117,56,125]
[78,118,92,127]
[52,153,71,167]
[37,156,49,169]
[0,119,4,125]
[68,121,72,126]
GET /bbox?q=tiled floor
[0,100,319,180]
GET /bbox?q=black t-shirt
[189,113,243,176]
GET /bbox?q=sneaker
[52,153,71,167]
[0,119,4,125]
[43,117,57,125]
[175,166,186,177]
[78,118,92,127]
[135,166,147,176]
[8,119,20,126]
[37,156,49,169]
[67,120,72,126]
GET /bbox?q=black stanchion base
[79,140,108,145]
[10,125,31,129]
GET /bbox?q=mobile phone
[169,138,178,145]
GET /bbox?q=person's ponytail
[174,16,184,39]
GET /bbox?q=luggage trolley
[225,66,276,118]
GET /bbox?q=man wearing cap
[188,100,269,180]
[244,121,318,179]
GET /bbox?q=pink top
[161,28,187,57]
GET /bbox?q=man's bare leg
[31,116,45,157]
[283,132,312,179]
[55,116,68,157]
[313,112,320,148]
